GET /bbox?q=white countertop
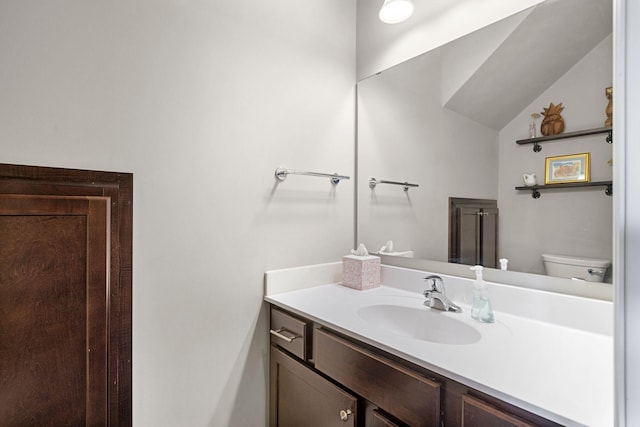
[264,263,613,427]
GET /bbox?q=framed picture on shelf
[544,153,591,184]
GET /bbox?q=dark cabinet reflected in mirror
[448,198,498,269]
[356,0,613,288]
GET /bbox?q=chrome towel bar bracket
[369,177,419,192]
[275,167,350,184]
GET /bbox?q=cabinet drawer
[314,327,441,427]
[462,395,537,427]
[270,308,308,360]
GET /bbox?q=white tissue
[379,240,394,253]
[350,243,369,256]
[377,240,414,257]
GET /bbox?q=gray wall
[498,35,613,276]
[0,1,355,425]
[357,32,613,274]
[357,49,498,260]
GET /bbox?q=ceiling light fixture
[378,0,415,24]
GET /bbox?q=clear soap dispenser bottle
[470,265,495,323]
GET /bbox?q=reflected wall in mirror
[357,0,613,284]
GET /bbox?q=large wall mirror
[356,0,613,295]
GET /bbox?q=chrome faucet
[423,275,462,313]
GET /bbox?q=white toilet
[541,253,611,282]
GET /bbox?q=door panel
[462,395,536,427]
[270,346,357,427]
[459,207,481,265]
[480,207,499,268]
[371,409,404,427]
[0,163,132,425]
[0,195,109,425]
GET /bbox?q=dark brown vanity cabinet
[314,328,441,427]
[269,306,561,427]
[269,307,358,426]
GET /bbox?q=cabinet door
[462,395,536,427]
[363,400,406,427]
[371,409,404,427]
[270,346,357,427]
[0,195,109,425]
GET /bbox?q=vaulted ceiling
[441,0,612,130]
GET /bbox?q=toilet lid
[541,253,611,268]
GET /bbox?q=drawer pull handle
[269,328,299,343]
[339,409,352,421]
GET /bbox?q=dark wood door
[480,207,499,268]
[0,164,132,425]
[270,346,357,427]
[449,198,499,268]
[0,195,109,425]
[458,206,482,265]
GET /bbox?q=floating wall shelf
[516,126,612,152]
[515,181,613,199]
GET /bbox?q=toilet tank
[542,253,611,282]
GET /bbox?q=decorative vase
[523,173,537,186]
[529,113,540,138]
[605,87,613,127]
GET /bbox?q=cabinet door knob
[339,409,352,421]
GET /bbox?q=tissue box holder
[342,255,380,290]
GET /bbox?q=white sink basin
[357,304,481,345]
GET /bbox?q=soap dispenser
[470,265,495,323]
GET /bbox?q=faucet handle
[424,275,444,292]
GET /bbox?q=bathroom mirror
[356,0,614,293]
